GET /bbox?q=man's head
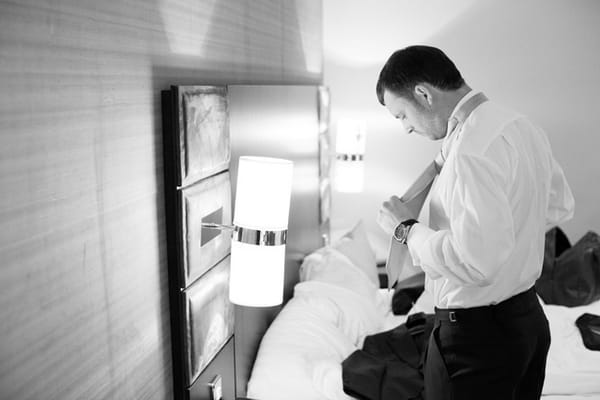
[376,45,469,140]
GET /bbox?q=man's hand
[377,195,417,235]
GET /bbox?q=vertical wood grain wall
[0,1,322,398]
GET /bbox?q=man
[376,45,574,400]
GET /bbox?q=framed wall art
[162,85,234,399]
[183,257,234,386]
[317,86,331,244]
[180,171,232,287]
[175,85,231,187]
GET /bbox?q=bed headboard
[162,84,331,399]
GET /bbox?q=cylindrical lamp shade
[335,118,366,156]
[334,118,366,193]
[230,242,286,306]
[230,156,294,306]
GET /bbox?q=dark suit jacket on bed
[342,313,434,400]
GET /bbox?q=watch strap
[401,218,419,227]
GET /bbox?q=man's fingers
[382,200,391,211]
[389,196,404,211]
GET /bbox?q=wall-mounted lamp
[203,156,294,307]
[334,118,366,193]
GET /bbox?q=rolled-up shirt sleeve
[546,156,575,228]
[407,153,516,286]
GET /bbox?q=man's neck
[441,85,472,121]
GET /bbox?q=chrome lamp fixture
[203,156,294,307]
[334,118,366,193]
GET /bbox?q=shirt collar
[438,90,486,166]
[441,90,475,149]
[449,90,477,123]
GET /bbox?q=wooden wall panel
[0,0,322,399]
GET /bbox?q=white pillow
[299,247,378,300]
[299,248,383,344]
[331,220,379,287]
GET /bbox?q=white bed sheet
[542,299,600,396]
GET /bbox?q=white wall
[324,0,600,249]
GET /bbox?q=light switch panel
[208,375,222,400]
[200,207,223,246]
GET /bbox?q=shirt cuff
[407,223,443,280]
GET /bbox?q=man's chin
[426,132,446,141]
[420,132,437,140]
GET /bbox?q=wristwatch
[393,219,419,244]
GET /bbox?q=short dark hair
[376,45,465,105]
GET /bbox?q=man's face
[383,89,447,141]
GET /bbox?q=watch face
[393,224,406,243]
[394,219,418,244]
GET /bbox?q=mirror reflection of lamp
[228,156,294,307]
[334,118,366,193]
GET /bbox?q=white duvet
[247,249,387,400]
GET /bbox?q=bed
[245,222,600,400]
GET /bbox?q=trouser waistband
[434,287,538,323]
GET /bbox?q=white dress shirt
[408,91,575,308]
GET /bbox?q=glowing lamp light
[229,156,294,307]
[334,118,366,193]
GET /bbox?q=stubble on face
[383,90,447,141]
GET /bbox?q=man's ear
[414,84,433,107]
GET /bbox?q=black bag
[575,313,600,351]
[391,272,425,316]
[535,227,600,307]
[392,286,424,315]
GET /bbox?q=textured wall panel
[183,257,233,387]
[0,1,322,399]
[181,172,232,287]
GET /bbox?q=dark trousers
[424,287,550,400]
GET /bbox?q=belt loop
[449,311,457,323]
